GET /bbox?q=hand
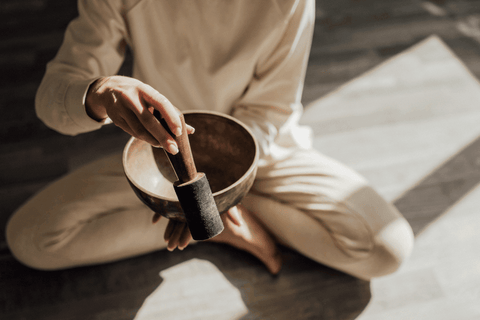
[163,220,192,251]
[85,76,194,154]
[160,206,242,252]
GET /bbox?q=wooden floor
[303,35,480,320]
[2,0,480,319]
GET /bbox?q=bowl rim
[122,110,260,202]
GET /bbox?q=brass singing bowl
[123,111,259,222]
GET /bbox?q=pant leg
[6,147,414,279]
[241,148,414,280]
[6,153,170,270]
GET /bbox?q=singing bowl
[123,111,259,222]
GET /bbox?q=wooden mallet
[155,110,224,240]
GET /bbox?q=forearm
[35,0,127,135]
[35,73,105,136]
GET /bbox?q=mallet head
[174,172,223,240]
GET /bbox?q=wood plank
[2,1,480,319]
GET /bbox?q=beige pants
[6,148,414,280]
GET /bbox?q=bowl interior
[123,112,258,201]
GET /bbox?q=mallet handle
[155,110,198,183]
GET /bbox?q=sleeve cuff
[65,78,111,131]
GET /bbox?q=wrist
[85,77,109,122]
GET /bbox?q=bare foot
[209,204,282,275]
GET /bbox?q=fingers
[226,206,243,227]
[164,219,176,242]
[152,212,162,224]
[121,108,160,147]
[141,85,182,136]
[93,77,197,154]
[178,227,193,250]
[93,76,182,153]
[123,91,197,154]
[186,124,195,135]
[164,220,192,251]
[128,93,179,154]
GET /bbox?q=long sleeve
[232,0,315,165]
[35,0,127,135]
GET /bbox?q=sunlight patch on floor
[301,35,480,202]
[134,259,248,320]
[358,182,480,320]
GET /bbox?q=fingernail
[167,247,174,252]
[173,127,182,137]
[168,143,179,155]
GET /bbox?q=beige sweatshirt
[35,0,315,164]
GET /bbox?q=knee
[354,217,414,280]
[6,212,56,271]
[6,214,33,269]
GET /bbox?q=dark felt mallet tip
[174,172,224,240]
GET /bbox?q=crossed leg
[242,148,414,280]
[6,148,414,280]
[6,153,170,270]
[6,152,280,273]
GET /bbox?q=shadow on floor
[393,134,480,236]
[0,244,370,320]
